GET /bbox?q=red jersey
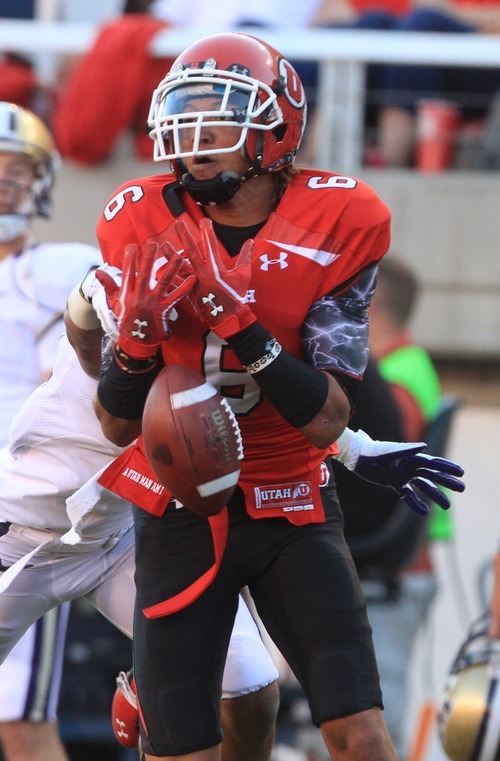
[97,169,390,525]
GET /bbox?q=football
[142,365,243,516]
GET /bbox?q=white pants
[0,522,278,720]
[0,604,70,722]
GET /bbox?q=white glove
[335,428,424,471]
[79,264,121,341]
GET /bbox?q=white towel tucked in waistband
[61,465,108,546]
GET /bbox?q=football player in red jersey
[65,32,464,761]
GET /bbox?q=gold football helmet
[438,616,500,761]
[0,102,58,240]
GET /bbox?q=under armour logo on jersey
[202,293,224,318]
[260,253,289,271]
[114,719,130,739]
[131,319,148,339]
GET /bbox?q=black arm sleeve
[227,322,329,428]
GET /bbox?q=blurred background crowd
[2,0,500,171]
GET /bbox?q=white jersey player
[0,332,280,753]
[0,101,101,761]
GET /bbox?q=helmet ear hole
[273,76,287,97]
[272,124,287,143]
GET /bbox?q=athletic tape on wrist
[67,283,102,331]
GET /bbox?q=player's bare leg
[220,681,279,761]
[0,721,69,761]
[141,681,279,761]
[321,707,399,760]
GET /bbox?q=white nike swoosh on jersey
[266,242,340,266]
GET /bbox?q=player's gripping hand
[79,264,122,341]
[66,264,121,340]
[176,218,256,339]
[111,670,139,748]
[96,240,195,359]
[335,428,465,516]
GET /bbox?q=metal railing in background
[1,20,500,171]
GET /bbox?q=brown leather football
[142,365,243,516]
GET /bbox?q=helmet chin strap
[181,170,242,207]
[181,163,266,206]
[181,138,265,206]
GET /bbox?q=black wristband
[227,322,329,428]
[114,344,160,373]
[97,351,162,420]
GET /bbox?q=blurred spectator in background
[6,0,500,168]
[369,256,455,603]
[53,0,174,164]
[0,1,39,112]
[0,53,37,110]
[0,101,101,761]
[309,0,500,167]
[376,3,500,167]
[369,256,441,439]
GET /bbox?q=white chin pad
[0,215,30,242]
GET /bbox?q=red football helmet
[147,32,307,179]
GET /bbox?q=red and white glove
[176,218,256,339]
[96,240,195,359]
[111,670,139,748]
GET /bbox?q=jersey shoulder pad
[96,173,178,265]
[100,173,176,211]
[31,242,102,313]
